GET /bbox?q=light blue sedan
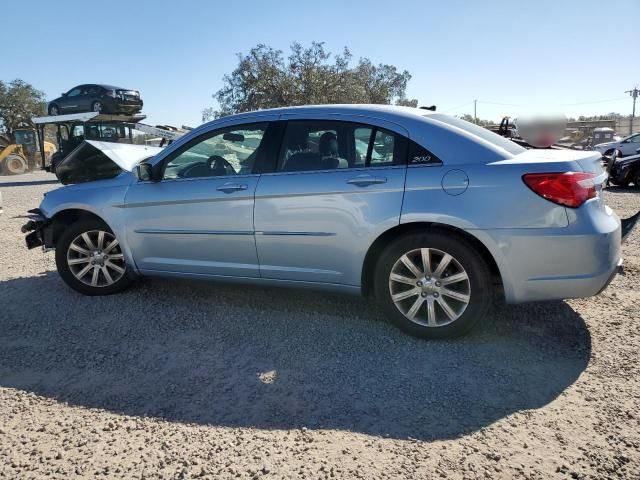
[23,105,638,338]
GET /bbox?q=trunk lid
[492,148,604,174]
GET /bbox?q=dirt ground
[0,172,638,480]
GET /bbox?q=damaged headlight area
[21,208,54,250]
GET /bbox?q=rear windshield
[428,114,526,155]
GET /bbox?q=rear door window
[278,121,406,172]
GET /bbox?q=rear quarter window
[429,114,526,156]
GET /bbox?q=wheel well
[361,222,503,297]
[49,209,108,246]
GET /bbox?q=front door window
[163,123,267,179]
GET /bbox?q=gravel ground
[0,171,639,480]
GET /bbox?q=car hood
[595,141,617,150]
[56,140,162,184]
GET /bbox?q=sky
[5,0,639,127]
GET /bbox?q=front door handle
[216,182,248,193]
[346,174,387,187]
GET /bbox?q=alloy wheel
[66,230,125,287]
[388,248,471,327]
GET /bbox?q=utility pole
[626,87,639,133]
[474,99,477,124]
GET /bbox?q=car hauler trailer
[31,112,185,172]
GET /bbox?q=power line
[476,100,526,107]
[440,101,474,113]
[560,96,628,106]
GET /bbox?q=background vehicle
[48,84,143,116]
[594,132,640,156]
[31,112,184,174]
[0,129,55,175]
[607,148,640,188]
[22,105,637,339]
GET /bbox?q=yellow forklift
[0,128,56,175]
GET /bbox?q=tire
[604,149,614,156]
[55,219,132,296]
[634,169,640,188]
[374,231,492,339]
[611,181,630,187]
[1,154,28,175]
[48,104,59,115]
[91,101,103,113]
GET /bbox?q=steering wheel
[207,155,236,176]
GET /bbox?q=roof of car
[97,84,126,90]
[211,104,439,127]
[235,103,435,117]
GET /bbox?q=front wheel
[1,154,28,174]
[91,101,103,113]
[374,231,492,339]
[55,220,132,296]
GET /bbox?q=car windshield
[428,114,526,155]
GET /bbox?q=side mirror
[136,163,156,182]
[61,92,67,97]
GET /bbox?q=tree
[203,42,418,121]
[0,79,46,142]
[459,114,494,127]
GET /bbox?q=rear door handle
[216,182,248,193]
[346,174,387,187]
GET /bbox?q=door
[254,118,409,286]
[621,134,640,156]
[124,122,271,277]
[59,86,84,112]
[83,85,101,111]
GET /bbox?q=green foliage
[458,114,494,127]
[203,42,418,121]
[0,79,46,142]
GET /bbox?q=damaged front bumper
[21,209,53,250]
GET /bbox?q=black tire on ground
[1,154,28,175]
[91,101,103,113]
[634,169,640,189]
[610,179,630,187]
[48,104,59,115]
[55,219,132,296]
[374,230,492,339]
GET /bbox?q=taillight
[105,89,116,98]
[522,172,598,208]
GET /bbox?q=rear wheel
[55,220,132,296]
[374,231,492,339]
[91,101,103,113]
[633,169,640,188]
[1,154,28,174]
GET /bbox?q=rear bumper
[102,98,143,113]
[476,205,638,303]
